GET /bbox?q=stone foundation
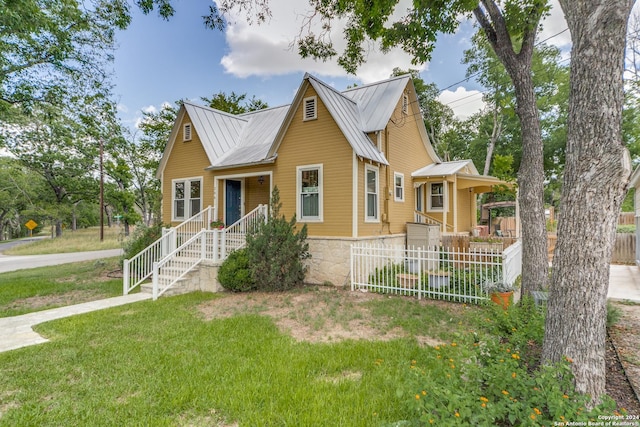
[304,234,406,286]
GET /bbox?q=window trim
[183,123,192,142]
[394,172,405,202]
[427,181,447,212]
[303,96,317,121]
[365,165,380,222]
[172,176,202,221]
[296,164,323,222]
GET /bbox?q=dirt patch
[7,290,105,312]
[609,301,640,411]
[198,286,441,344]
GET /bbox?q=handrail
[413,210,454,232]
[123,206,213,294]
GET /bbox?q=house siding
[162,113,214,226]
[357,84,437,237]
[273,85,354,237]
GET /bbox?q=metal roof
[342,74,411,132]
[208,105,289,168]
[412,160,480,177]
[184,102,247,161]
[307,76,389,165]
[175,74,436,170]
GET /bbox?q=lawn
[0,291,454,426]
[3,226,125,255]
[0,262,629,425]
[0,258,124,317]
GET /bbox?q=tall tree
[542,0,635,405]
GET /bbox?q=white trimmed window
[428,182,446,212]
[297,164,323,221]
[172,177,202,220]
[394,172,404,202]
[365,165,379,222]
[183,123,192,141]
[303,96,317,121]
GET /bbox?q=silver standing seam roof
[176,73,431,171]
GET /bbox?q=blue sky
[112,0,570,130]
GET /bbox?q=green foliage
[218,249,256,292]
[121,223,163,263]
[617,224,635,233]
[246,187,310,291]
[395,299,619,426]
[368,263,405,288]
[607,301,622,328]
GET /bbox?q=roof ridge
[182,100,249,122]
[305,74,358,106]
[341,73,410,94]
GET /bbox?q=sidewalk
[0,293,152,353]
[608,264,640,303]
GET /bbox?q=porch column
[452,177,458,233]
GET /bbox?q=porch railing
[123,206,214,295]
[413,210,454,232]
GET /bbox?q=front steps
[140,260,225,297]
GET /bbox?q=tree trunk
[511,67,548,296]
[483,104,502,176]
[474,1,549,295]
[542,0,634,406]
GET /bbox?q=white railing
[150,204,268,299]
[413,210,454,232]
[502,240,522,286]
[218,204,268,257]
[350,242,522,303]
[123,206,214,294]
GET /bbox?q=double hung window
[173,178,202,220]
[297,165,322,221]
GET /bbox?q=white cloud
[218,0,426,83]
[539,0,571,49]
[438,87,485,120]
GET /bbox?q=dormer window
[303,96,317,121]
[402,93,409,115]
[183,123,192,142]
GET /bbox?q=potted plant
[210,220,225,230]
[485,280,514,309]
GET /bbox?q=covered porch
[410,160,515,236]
[211,171,273,226]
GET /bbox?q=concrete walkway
[608,264,640,303]
[0,293,152,353]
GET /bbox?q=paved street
[0,249,123,273]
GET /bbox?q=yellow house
[156,73,504,284]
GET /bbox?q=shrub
[246,187,310,291]
[218,248,256,292]
[121,223,163,266]
[393,299,620,426]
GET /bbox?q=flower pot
[428,272,450,289]
[491,291,513,309]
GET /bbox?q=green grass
[3,226,125,255]
[0,293,432,426]
[0,258,124,317]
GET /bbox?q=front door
[225,180,242,226]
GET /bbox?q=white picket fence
[350,240,522,303]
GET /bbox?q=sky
[112,0,572,131]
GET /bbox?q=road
[0,238,123,274]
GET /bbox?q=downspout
[384,127,391,230]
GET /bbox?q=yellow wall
[357,87,437,237]
[273,85,354,237]
[161,113,214,226]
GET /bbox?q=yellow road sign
[25,220,38,230]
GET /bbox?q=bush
[121,223,163,266]
[246,187,310,291]
[393,299,620,426]
[218,248,256,292]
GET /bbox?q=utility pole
[100,138,104,242]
